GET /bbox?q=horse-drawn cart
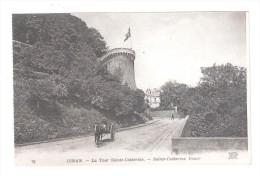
[94,123,115,146]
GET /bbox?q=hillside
[13,14,148,144]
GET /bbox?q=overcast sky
[73,12,247,91]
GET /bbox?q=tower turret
[99,48,136,90]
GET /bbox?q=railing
[99,48,135,64]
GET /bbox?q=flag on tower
[124,27,131,42]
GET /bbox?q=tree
[86,28,108,57]
[181,63,247,137]
[160,80,188,109]
[12,14,108,58]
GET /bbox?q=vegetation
[160,81,188,109]
[13,13,247,143]
[159,63,247,137]
[13,14,147,144]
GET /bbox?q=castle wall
[99,48,137,90]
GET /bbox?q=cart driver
[101,117,108,129]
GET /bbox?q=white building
[145,88,160,108]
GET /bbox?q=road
[15,117,188,165]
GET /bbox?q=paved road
[15,117,188,165]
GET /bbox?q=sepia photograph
[12,11,251,165]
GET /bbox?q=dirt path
[15,117,188,165]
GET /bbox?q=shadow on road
[96,138,114,148]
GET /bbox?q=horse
[94,123,104,145]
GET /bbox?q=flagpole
[130,34,132,49]
[124,26,132,49]
[130,27,132,49]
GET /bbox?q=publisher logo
[228,152,238,159]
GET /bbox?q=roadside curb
[15,119,159,147]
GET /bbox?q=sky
[73,12,247,91]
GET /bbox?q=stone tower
[99,48,136,90]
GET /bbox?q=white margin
[0,1,259,176]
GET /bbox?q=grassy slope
[14,75,144,145]
[14,98,145,145]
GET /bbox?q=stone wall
[172,137,248,153]
[99,48,136,90]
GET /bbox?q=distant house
[145,88,160,108]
